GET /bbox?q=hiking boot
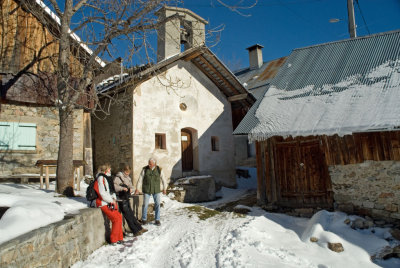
[155,220,161,226]
[140,219,147,225]
[134,228,148,237]
[110,240,123,246]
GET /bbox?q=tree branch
[47,0,63,18]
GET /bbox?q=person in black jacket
[114,164,147,237]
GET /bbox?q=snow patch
[250,59,400,141]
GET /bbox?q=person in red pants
[94,164,123,245]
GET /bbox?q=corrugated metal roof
[236,30,400,136]
[233,57,286,135]
[233,86,268,135]
[235,57,287,92]
[272,30,400,93]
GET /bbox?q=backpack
[86,179,98,207]
[86,173,115,206]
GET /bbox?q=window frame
[211,136,219,152]
[155,133,166,150]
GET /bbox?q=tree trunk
[56,0,74,196]
[56,107,75,196]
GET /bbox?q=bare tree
[53,0,191,196]
[216,0,257,17]
[1,0,257,196]
[1,0,181,196]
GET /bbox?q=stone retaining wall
[0,208,106,268]
[329,160,400,224]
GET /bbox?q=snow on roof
[246,30,400,142]
[96,73,129,93]
[35,0,105,67]
[250,59,400,141]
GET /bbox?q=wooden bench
[0,174,56,184]
[35,160,86,190]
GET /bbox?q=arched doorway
[181,128,193,171]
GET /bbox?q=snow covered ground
[0,182,88,244]
[1,167,399,268]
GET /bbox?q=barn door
[275,139,332,208]
[181,129,193,171]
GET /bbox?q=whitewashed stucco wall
[131,60,236,187]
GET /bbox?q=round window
[179,103,187,111]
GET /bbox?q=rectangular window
[247,138,256,157]
[155,133,166,150]
[211,136,219,151]
[0,122,37,151]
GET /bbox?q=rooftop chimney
[156,6,208,62]
[246,44,264,69]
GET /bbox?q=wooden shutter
[14,123,36,150]
[0,122,13,150]
[0,122,36,150]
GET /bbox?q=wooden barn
[234,30,400,222]
[0,0,102,181]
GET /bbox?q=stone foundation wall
[0,208,106,268]
[0,103,83,176]
[329,161,400,223]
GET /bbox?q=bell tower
[156,6,208,62]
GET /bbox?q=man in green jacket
[135,158,167,226]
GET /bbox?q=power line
[355,0,371,35]
[183,0,329,8]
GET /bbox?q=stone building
[235,30,400,223]
[233,44,287,167]
[0,0,99,178]
[93,6,254,188]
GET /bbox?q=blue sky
[179,0,400,70]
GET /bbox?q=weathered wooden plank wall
[268,131,400,166]
[258,130,400,207]
[0,0,84,77]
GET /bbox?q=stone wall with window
[0,103,83,176]
[329,160,400,224]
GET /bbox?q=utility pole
[347,0,357,38]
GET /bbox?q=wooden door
[275,139,332,208]
[181,129,193,171]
